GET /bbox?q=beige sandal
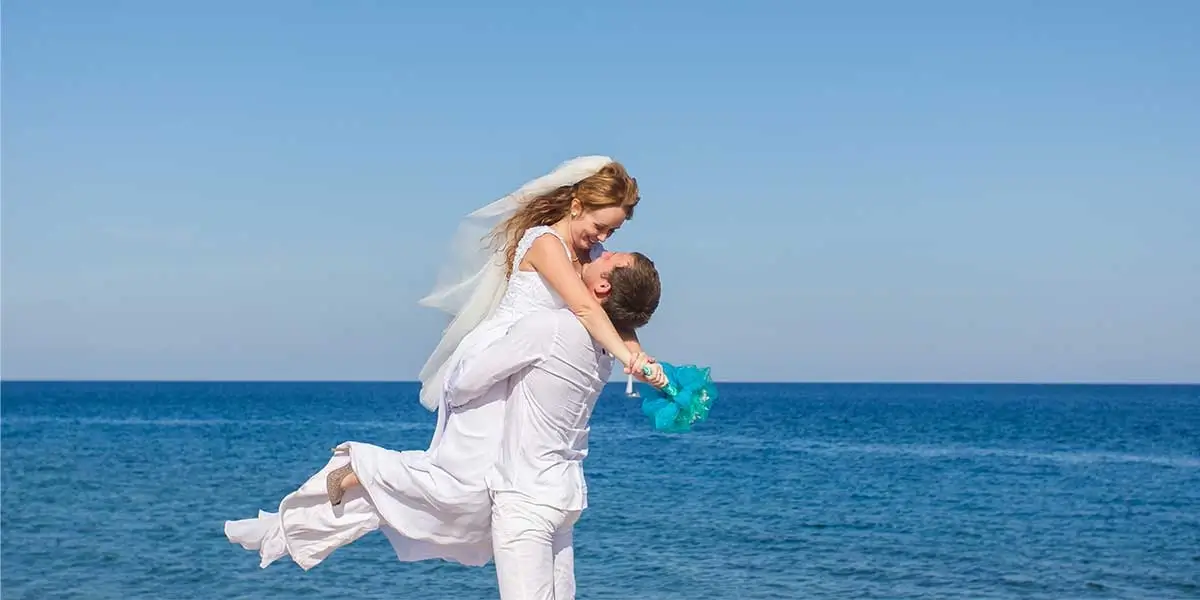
[326,463,354,506]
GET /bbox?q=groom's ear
[593,279,612,299]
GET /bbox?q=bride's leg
[227,449,381,570]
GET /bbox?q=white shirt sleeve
[443,312,560,407]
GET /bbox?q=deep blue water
[2,381,1199,599]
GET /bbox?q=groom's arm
[443,312,561,407]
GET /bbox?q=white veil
[416,156,615,411]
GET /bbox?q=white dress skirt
[224,227,590,570]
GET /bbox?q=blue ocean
[2,382,1198,599]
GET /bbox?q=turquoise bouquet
[639,362,718,433]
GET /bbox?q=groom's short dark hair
[603,252,661,334]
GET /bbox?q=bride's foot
[326,464,357,506]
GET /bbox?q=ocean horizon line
[2,378,1197,387]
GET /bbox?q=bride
[225,156,667,570]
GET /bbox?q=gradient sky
[3,1,1198,383]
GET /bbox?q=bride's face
[570,206,626,252]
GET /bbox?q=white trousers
[491,491,582,600]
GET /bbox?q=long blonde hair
[492,161,640,277]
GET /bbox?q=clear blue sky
[3,1,1198,383]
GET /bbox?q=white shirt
[444,307,613,512]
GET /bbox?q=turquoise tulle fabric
[639,361,718,433]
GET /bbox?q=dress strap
[513,226,572,272]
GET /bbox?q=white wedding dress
[224,226,598,570]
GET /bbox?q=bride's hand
[626,354,667,388]
[624,352,650,378]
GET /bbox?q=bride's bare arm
[623,331,643,354]
[523,234,644,371]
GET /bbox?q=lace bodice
[492,226,572,319]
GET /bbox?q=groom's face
[582,251,635,300]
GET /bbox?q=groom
[444,250,661,600]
